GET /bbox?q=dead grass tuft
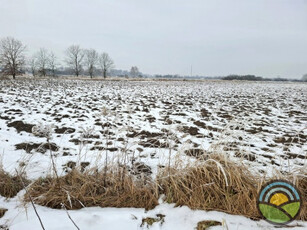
[25,168,158,210]
[23,154,307,222]
[297,174,307,221]
[286,168,307,221]
[158,154,261,219]
[0,169,28,198]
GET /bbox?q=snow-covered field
[0,79,306,229]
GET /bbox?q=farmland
[1,79,306,178]
[0,78,306,229]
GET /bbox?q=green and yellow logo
[257,180,301,225]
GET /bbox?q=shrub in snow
[32,122,54,140]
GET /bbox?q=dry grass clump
[272,167,307,221]
[158,154,261,219]
[285,168,307,221]
[22,153,307,222]
[297,174,307,221]
[0,169,28,198]
[25,168,159,210]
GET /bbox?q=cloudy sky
[1,0,307,78]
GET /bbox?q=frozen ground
[0,79,306,229]
[1,195,306,230]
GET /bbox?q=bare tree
[65,45,84,77]
[0,37,26,79]
[36,48,49,77]
[48,52,58,77]
[29,56,37,77]
[84,49,98,78]
[130,66,139,78]
[99,52,114,79]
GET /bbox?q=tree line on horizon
[0,36,142,79]
[0,36,306,81]
[222,74,307,82]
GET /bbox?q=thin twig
[61,203,80,230]
[16,169,46,230]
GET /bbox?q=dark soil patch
[4,109,23,114]
[63,161,76,172]
[146,116,156,123]
[219,113,233,120]
[137,147,144,152]
[81,162,90,171]
[165,118,173,124]
[182,126,199,136]
[193,121,207,129]
[100,130,114,136]
[69,139,93,145]
[267,143,277,147]
[196,220,221,230]
[173,112,186,116]
[82,134,100,139]
[200,108,210,117]
[261,154,273,160]
[90,146,118,152]
[127,130,163,139]
[131,162,152,176]
[63,152,72,156]
[7,120,34,133]
[0,115,10,120]
[0,208,7,218]
[90,146,104,151]
[245,128,259,134]
[287,153,306,160]
[54,127,75,134]
[106,147,118,152]
[139,139,168,148]
[234,152,256,162]
[15,142,59,154]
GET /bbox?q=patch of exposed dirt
[193,121,207,129]
[131,162,152,176]
[0,208,7,218]
[126,130,163,139]
[15,142,59,154]
[90,146,118,152]
[182,126,200,136]
[63,161,76,172]
[69,139,93,145]
[139,139,168,148]
[54,127,75,134]
[200,108,211,117]
[196,220,221,230]
[234,152,256,162]
[7,120,35,133]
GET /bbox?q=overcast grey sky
[1,0,307,78]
